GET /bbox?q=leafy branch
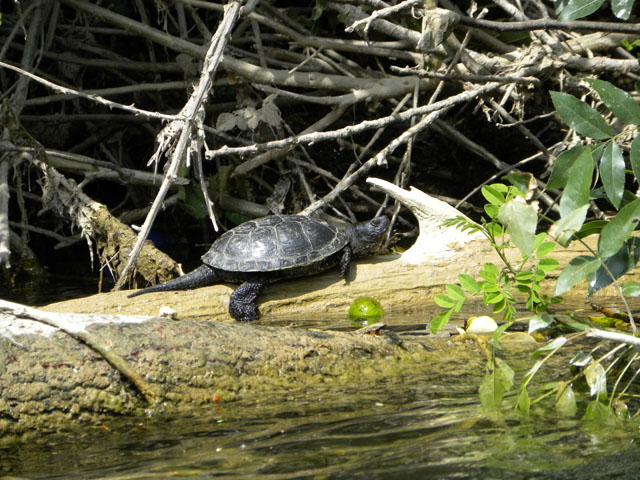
[433,77,640,423]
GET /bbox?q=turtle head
[351,215,389,256]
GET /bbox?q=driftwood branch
[113,1,243,289]
[0,300,158,404]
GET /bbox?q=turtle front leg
[229,278,267,321]
[339,246,352,278]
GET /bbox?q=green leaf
[482,283,501,293]
[446,284,466,301]
[549,205,590,247]
[555,255,600,296]
[631,135,640,184]
[584,400,617,425]
[515,270,533,282]
[556,384,578,417]
[589,237,640,295]
[532,232,546,251]
[600,141,625,208]
[570,351,593,367]
[623,280,640,297]
[574,220,608,240]
[492,298,507,314]
[556,0,606,21]
[458,273,480,294]
[550,91,613,139]
[516,388,530,416]
[434,294,456,308]
[503,171,535,197]
[535,241,556,258]
[484,203,499,219]
[528,314,555,333]
[486,222,504,238]
[480,263,499,283]
[559,147,593,218]
[584,362,607,397]
[598,198,640,258]
[611,0,634,19]
[484,291,504,305]
[479,358,514,411]
[586,78,640,125]
[430,309,452,334]
[538,258,560,272]
[534,336,567,356]
[481,185,506,206]
[498,198,538,256]
[548,146,584,190]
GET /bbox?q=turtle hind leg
[229,278,267,321]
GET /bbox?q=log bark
[0,312,478,437]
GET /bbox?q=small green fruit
[349,297,385,320]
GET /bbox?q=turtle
[128,214,389,321]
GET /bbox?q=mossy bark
[0,316,470,437]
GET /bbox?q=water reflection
[3,356,640,480]
[0,274,101,306]
[2,285,640,479]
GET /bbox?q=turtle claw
[229,278,266,322]
[229,298,260,322]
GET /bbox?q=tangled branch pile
[0,0,638,292]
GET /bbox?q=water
[0,274,104,306]
[2,328,640,479]
[2,373,639,479]
[2,279,640,479]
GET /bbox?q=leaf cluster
[433,78,640,424]
[546,81,640,300]
[556,0,636,21]
[433,183,560,335]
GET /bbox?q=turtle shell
[203,215,348,273]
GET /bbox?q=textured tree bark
[0,314,471,437]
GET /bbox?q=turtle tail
[127,264,219,298]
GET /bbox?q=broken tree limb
[0,300,158,404]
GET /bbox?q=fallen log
[0,178,632,436]
[2,302,473,437]
[41,178,620,321]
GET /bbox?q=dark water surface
[2,359,640,480]
[2,278,640,479]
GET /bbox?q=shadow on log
[1,178,633,436]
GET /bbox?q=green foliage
[547,81,640,294]
[479,357,514,411]
[555,0,636,20]
[433,78,640,426]
[433,184,559,334]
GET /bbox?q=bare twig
[114,1,243,290]
[0,300,159,404]
[586,328,640,348]
[0,156,10,268]
[459,15,640,34]
[0,61,182,122]
[209,81,502,161]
